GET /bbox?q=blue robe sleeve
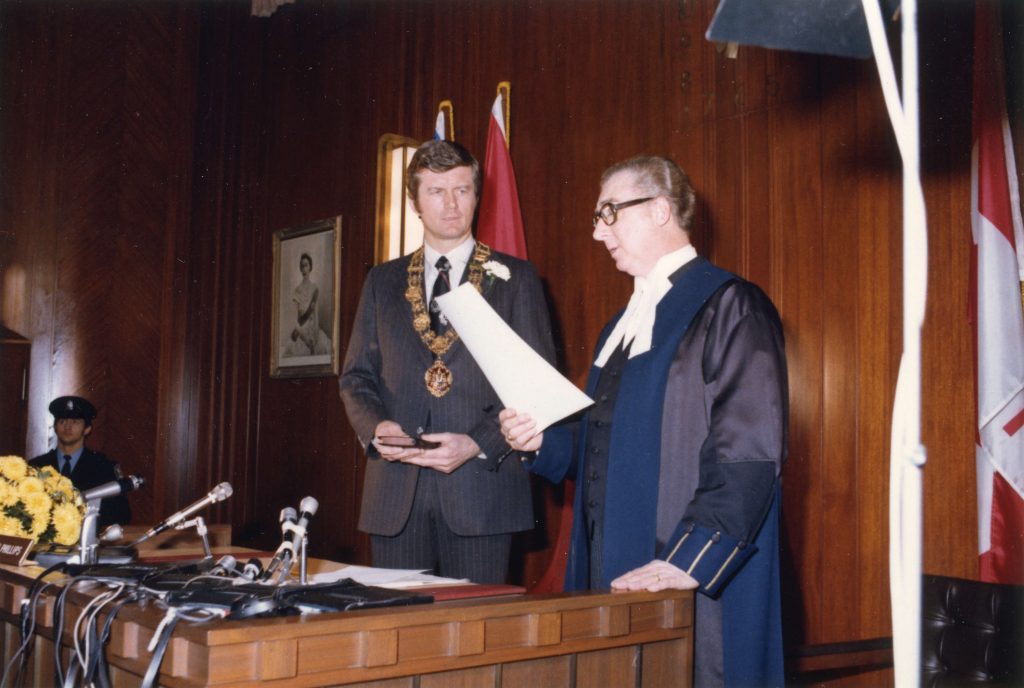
[658,282,787,597]
[522,420,579,484]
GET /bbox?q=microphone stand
[76,498,102,565]
[174,516,213,559]
[70,497,135,566]
[298,534,309,585]
[275,532,311,585]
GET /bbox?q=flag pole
[438,99,455,141]
[861,0,927,685]
[497,82,511,147]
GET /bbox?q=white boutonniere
[482,260,511,281]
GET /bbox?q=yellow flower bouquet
[0,456,83,545]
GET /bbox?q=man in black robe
[501,155,788,687]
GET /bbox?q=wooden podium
[0,563,693,687]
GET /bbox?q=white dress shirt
[423,236,475,295]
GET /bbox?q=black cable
[50,576,80,687]
[50,577,78,687]
[86,593,137,688]
[15,560,67,679]
[60,657,80,688]
[140,614,179,688]
[78,591,110,688]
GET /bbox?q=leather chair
[921,573,1024,686]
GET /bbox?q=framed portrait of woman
[270,216,342,378]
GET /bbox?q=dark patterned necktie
[429,256,452,334]
[61,455,73,477]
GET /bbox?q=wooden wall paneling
[51,5,134,462]
[917,0,977,581]
[706,115,743,270]
[1009,1,1024,196]
[768,50,827,647]
[0,3,63,455]
[154,2,203,533]
[819,55,866,644]
[850,62,900,642]
[109,3,200,526]
[223,11,275,541]
[667,0,711,257]
[516,0,602,388]
[743,111,773,289]
[0,1,205,527]
[185,2,265,533]
[251,2,389,561]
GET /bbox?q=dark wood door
[0,328,30,456]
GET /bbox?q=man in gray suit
[340,140,555,583]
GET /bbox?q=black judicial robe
[530,258,787,687]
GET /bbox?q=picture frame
[270,216,342,378]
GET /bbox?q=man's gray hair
[601,155,696,230]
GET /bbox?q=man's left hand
[399,433,481,474]
[610,559,698,592]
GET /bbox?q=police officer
[30,396,131,528]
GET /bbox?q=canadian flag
[476,85,528,258]
[972,1,1024,584]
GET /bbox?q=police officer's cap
[48,396,97,425]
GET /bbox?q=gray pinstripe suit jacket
[340,247,555,537]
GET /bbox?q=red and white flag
[476,84,573,592]
[972,1,1024,584]
[477,85,528,258]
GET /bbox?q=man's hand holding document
[436,284,593,432]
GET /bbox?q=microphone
[209,554,237,576]
[261,507,298,581]
[132,482,233,545]
[99,524,124,542]
[275,496,318,582]
[241,557,263,581]
[81,475,146,502]
[280,507,298,537]
[293,497,318,541]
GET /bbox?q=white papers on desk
[309,565,467,588]
[436,283,594,431]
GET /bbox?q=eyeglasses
[592,197,655,227]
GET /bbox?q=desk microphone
[131,482,233,546]
[100,524,124,542]
[241,558,264,581]
[262,507,298,581]
[209,554,238,575]
[82,475,146,502]
[275,497,318,582]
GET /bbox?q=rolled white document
[436,283,593,431]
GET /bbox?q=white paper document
[309,565,467,588]
[436,283,594,431]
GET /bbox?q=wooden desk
[0,563,693,687]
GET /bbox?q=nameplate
[0,535,35,566]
